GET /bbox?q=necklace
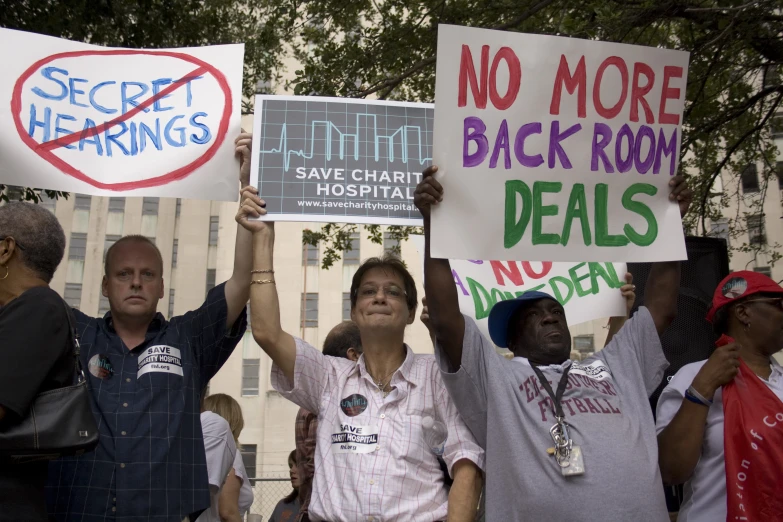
[371,366,399,398]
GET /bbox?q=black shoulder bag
[0,299,99,462]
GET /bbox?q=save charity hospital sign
[0,28,244,201]
[431,25,691,262]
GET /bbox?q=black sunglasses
[0,236,25,251]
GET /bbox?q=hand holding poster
[411,236,627,342]
[431,25,690,262]
[0,28,244,200]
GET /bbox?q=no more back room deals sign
[0,28,244,200]
[431,25,690,262]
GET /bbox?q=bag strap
[60,298,86,385]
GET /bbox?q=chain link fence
[243,476,296,522]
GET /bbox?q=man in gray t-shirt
[413,166,693,521]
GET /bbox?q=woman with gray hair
[0,201,72,521]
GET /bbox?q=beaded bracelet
[251,269,274,274]
[250,279,275,285]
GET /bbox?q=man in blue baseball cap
[414,165,693,522]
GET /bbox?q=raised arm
[415,166,466,370]
[644,175,692,336]
[604,272,635,346]
[224,132,254,328]
[235,188,297,381]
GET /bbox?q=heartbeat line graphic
[259,113,433,171]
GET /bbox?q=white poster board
[0,28,244,201]
[431,25,690,262]
[411,236,627,342]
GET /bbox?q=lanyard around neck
[530,363,571,420]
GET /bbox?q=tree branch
[683,84,783,151]
[698,92,783,234]
[356,0,556,98]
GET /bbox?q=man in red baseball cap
[656,270,783,522]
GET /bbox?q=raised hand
[413,166,443,219]
[235,131,252,187]
[235,186,273,235]
[668,175,693,218]
[420,296,433,332]
[620,272,636,318]
[691,342,740,400]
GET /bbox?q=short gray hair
[0,201,65,282]
[104,235,163,276]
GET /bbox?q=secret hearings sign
[430,25,690,262]
[411,236,626,343]
[0,28,244,201]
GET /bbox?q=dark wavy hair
[349,253,417,312]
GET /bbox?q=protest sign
[250,95,430,225]
[431,25,690,262]
[0,28,244,200]
[411,236,627,342]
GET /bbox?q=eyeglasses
[355,284,408,300]
[0,236,25,251]
[745,297,783,310]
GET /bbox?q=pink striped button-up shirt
[272,338,484,522]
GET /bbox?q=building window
[343,232,360,264]
[301,292,318,327]
[708,219,730,244]
[175,198,182,218]
[343,292,352,321]
[66,233,87,284]
[98,295,110,316]
[5,185,24,201]
[747,215,766,245]
[39,191,57,211]
[64,283,82,309]
[74,194,91,210]
[69,233,87,259]
[168,289,175,318]
[142,197,159,215]
[574,335,594,354]
[241,444,257,483]
[383,231,400,254]
[754,266,772,278]
[172,239,178,268]
[303,240,319,266]
[209,216,219,246]
[741,164,759,193]
[771,112,783,139]
[206,269,216,296]
[241,359,260,396]
[108,197,125,212]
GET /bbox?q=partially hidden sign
[0,28,244,200]
[411,236,627,343]
[431,25,690,262]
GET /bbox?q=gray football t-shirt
[435,307,669,522]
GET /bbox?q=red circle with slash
[11,49,232,191]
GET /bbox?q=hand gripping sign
[0,28,244,201]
